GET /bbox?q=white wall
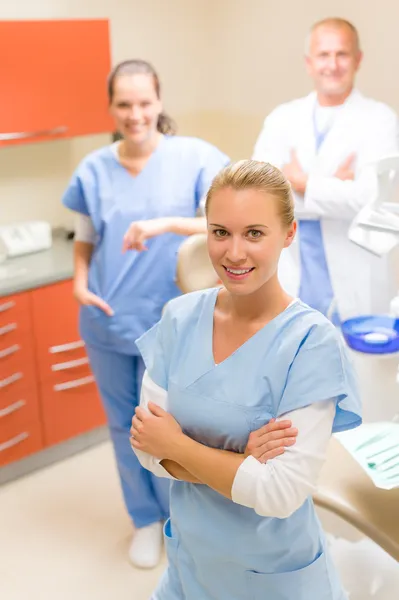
[2,0,399,227]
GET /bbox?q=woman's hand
[73,286,114,316]
[244,419,298,463]
[130,403,183,459]
[122,218,171,252]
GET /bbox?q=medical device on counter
[0,221,52,262]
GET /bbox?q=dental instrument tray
[341,315,399,354]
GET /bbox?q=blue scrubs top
[62,136,229,354]
[136,288,361,600]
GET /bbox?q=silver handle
[0,344,20,359]
[0,323,17,336]
[0,432,29,453]
[0,125,68,142]
[50,340,85,354]
[0,301,15,313]
[0,399,26,418]
[0,372,23,389]
[51,356,89,372]
[54,374,94,392]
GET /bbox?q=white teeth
[226,268,252,275]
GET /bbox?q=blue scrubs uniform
[136,288,361,599]
[298,112,337,321]
[62,136,229,527]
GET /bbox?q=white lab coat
[253,89,399,318]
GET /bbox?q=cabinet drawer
[0,418,43,467]
[0,292,32,336]
[32,280,86,381]
[44,345,92,386]
[0,381,40,428]
[0,364,37,398]
[48,352,91,385]
[0,332,36,384]
[41,378,106,446]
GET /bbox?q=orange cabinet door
[0,292,32,335]
[0,19,113,146]
[0,332,37,391]
[31,280,106,446]
[0,363,43,468]
[1,290,37,393]
[0,425,43,468]
[0,375,41,430]
[40,378,105,446]
[0,381,43,467]
[31,280,83,381]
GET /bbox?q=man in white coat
[253,18,399,320]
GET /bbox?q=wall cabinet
[0,19,113,146]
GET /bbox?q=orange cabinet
[1,376,41,432]
[0,292,32,334]
[0,291,43,467]
[0,281,106,467]
[31,280,85,382]
[0,292,36,389]
[0,332,37,391]
[0,382,43,467]
[40,379,105,447]
[0,425,43,468]
[31,280,106,446]
[0,19,113,146]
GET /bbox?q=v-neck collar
[208,287,299,368]
[109,135,166,181]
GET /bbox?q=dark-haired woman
[62,59,229,568]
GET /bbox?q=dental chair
[315,437,399,561]
[176,233,219,293]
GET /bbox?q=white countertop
[0,232,74,297]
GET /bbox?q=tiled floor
[0,441,398,600]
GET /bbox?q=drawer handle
[51,356,89,372]
[0,432,29,453]
[0,399,26,418]
[0,372,23,389]
[49,340,85,354]
[0,323,17,336]
[0,344,20,359]
[0,300,15,313]
[0,125,68,142]
[54,374,95,392]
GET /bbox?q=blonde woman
[130,160,361,599]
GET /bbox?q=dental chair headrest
[176,234,219,293]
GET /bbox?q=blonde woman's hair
[205,160,295,227]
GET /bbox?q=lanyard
[312,102,342,153]
[312,106,331,153]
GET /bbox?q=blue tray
[341,315,399,354]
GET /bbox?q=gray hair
[304,18,360,56]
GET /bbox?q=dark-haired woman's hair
[107,59,177,135]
